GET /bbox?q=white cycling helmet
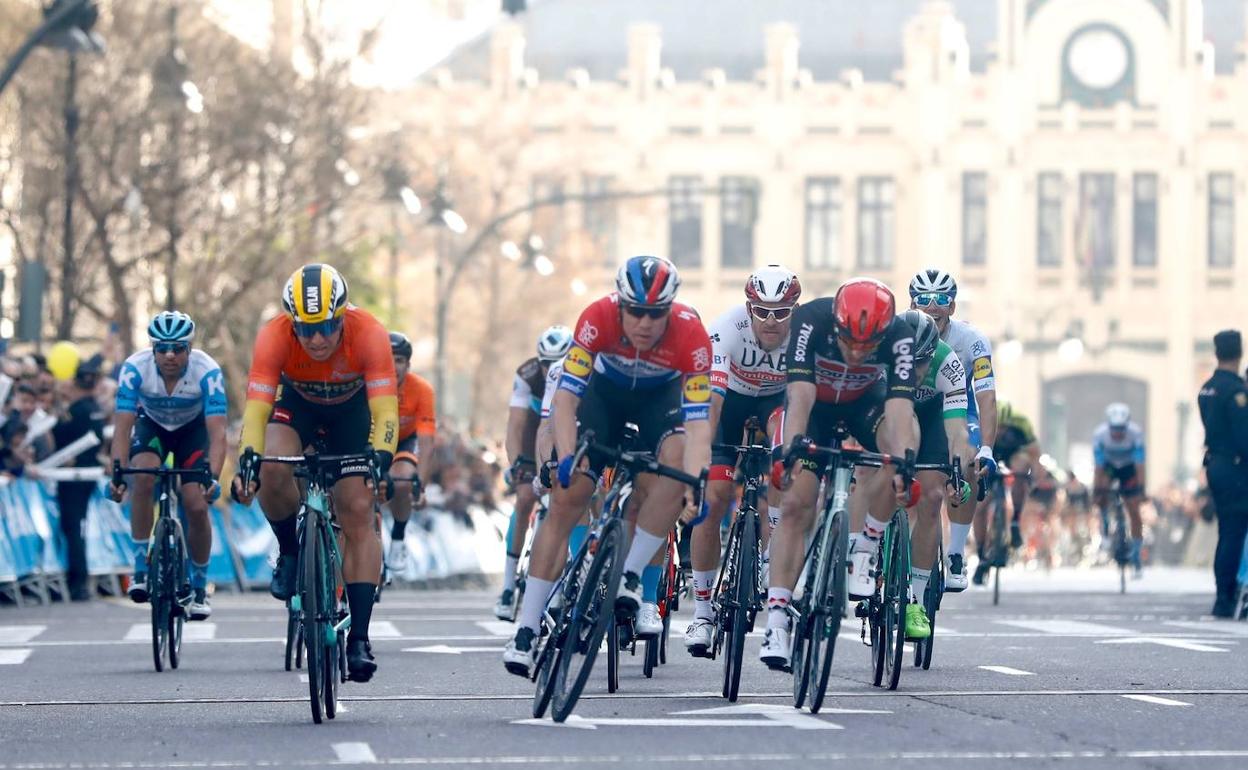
[536,325,573,362]
[1106,402,1131,428]
[909,268,958,299]
[745,264,802,305]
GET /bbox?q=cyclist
[231,263,397,683]
[503,255,712,677]
[684,265,800,657]
[385,332,436,575]
[973,401,1040,585]
[762,277,918,670]
[109,311,227,621]
[901,310,976,639]
[1092,402,1147,576]
[908,268,997,591]
[496,324,573,621]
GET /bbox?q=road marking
[679,703,890,729]
[370,621,400,638]
[995,619,1134,636]
[332,742,376,763]
[1164,620,1248,636]
[477,620,515,637]
[515,704,843,730]
[298,674,308,683]
[0,649,32,665]
[0,626,45,644]
[403,645,499,654]
[123,622,216,642]
[1121,694,1193,706]
[1097,637,1232,653]
[978,665,1034,676]
[4,634,501,648]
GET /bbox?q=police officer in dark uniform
[51,355,106,601]
[1197,330,1248,617]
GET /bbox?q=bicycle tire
[168,528,187,671]
[724,508,758,703]
[551,518,625,722]
[607,615,621,693]
[808,508,847,713]
[285,607,298,671]
[643,634,658,678]
[150,552,167,673]
[302,510,324,724]
[992,488,1006,607]
[883,512,909,691]
[919,542,943,671]
[792,533,823,707]
[532,546,587,719]
[320,526,340,720]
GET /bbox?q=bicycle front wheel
[552,519,625,723]
[724,509,758,703]
[807,508,847,713]
[882,513,910,691]
[301,513,324,724]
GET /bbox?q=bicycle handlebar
[573,431,708,507]
[113,460,212,488]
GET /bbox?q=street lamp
[502,233,553,276]
[428,178,467,418]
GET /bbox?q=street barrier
[0,478,507,605]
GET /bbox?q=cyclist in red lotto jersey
[503,255,713,676]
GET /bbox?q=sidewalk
[979,565,1215,594]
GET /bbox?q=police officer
[1197,330,1248,617]
[51,355,106,601]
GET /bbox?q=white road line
[978,665,1034,676]
[0,625,45,644]
[0,649,32,665]
[994,619,1134,636]
[123,622,216,642]
[369,621,401,638]
[1097,637,1232,653]
[1121,694,1193,706]
[298,674,308,683]
[331,742,377,763]
[1164,620,1248,636]
[476,620,515,637]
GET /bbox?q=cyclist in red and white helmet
[683,265,801,657]
[759,277,921,671]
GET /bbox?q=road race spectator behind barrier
[424,433,504,527]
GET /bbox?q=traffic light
[502,0,526,15]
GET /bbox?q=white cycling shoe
[684,618,714,656]
[759,626,791,670]
[636,602,664,638]
[387,540,409,573]
[944,553,969,593]
[848,549,878,599]
[503,627,537,678]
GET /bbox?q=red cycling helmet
[834,278,896,344]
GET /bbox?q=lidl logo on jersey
[564,346,593,378]
[684,374,712,403]
[973,356,992,380]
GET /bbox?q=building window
[1209,172,1235,268]
[805,177,842,270]
[721,176,759,269]
[1132,173,1158,267]
[962,172,987,266]
[582,175,617,266]
[857,176,895,269]
[668,176,703,268]
[1077,173,1116,269]
[1037,172,1063,267]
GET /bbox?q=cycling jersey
[914,340,968,419]
[398,372,436,442]
[116,349,227,431]
[240,307,398,454]
[941,318,995,396]
[786,298,917,404]
[508,357,547,414]
[540,358,563,419]
[708,304,787,398]
[1092,422,1145,469]
[560,294,713,422]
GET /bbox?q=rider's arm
[111,359,141,466]
[782,305,819,448]
[553,305,605,459]
[882,397,918,455]
[969,339,997,447]
[199,362,228,478]
[206,414,227,479]
[360,323,400,457]
[945,415,973,478]
[880,323,919,456]
[505,405,536,467]
[239,320,288,455]
[706,310,736,439]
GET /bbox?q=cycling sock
[1131,538,1143,568]
[767,505,781,533]
[852,533,878,554]
[189,560,209,591]
[131,538,149,573]
[641,565,662,603]
[517,577,555,633]
[505,507,517,547]
[766,588,792,630]
[948,523,972,557]
[345,583,376,643]
[502,553,520,591]
[863,513,890,540]
[911,568,931,603]
[568,525,588,559]
[270,516,299,556]
[692,569,716,621]
[391,518,408,541]
[623,528,667,577]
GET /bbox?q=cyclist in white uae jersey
[684,265,800,656]
[109,311,228,620]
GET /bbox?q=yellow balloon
[47,340,81,381]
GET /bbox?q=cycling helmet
[833,277,895,344]
[536,324,573,362]
[1106,402,1131,428]
[148,311,195,344]
[615,255,680,308]
[282,263,349,324]
[908,268,958,299]
[745,264,802,305]
[389,331,413,360]
[900,310,940,363]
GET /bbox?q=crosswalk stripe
[978,665,1034,676]
[0,649,32,665]
[124,622,217,641]
[370,621,400,638]
[477,620,516,637]
[0,626,46,644]
[995,619,1134,636]
[1121,694,1193,706]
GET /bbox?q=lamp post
[427,177,467,419]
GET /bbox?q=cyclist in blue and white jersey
[1093,403,1147,577]
[908,269,999,591]
[109,311,228,620]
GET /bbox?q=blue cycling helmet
[615,255,680,308]
[148,311,196,344]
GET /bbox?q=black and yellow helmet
[282,264,349,324]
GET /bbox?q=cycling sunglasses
[293,317,344,339]
[622,303,670,320]
[749,304,794,322]
[913,292,954,308]
[153,342,189,355]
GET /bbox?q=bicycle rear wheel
[607,615,621,692]
[723,508,757,703]
[992,493,1006,607]
[552,519,625,722]
[917,543,943,671]
[883,513,909,691]
[792,531,824,707]
[150,554,168,673]
[285,605,299,671]
[807,509,847,713]
[301,513,324,724]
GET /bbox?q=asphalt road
[2,566,1248,769]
